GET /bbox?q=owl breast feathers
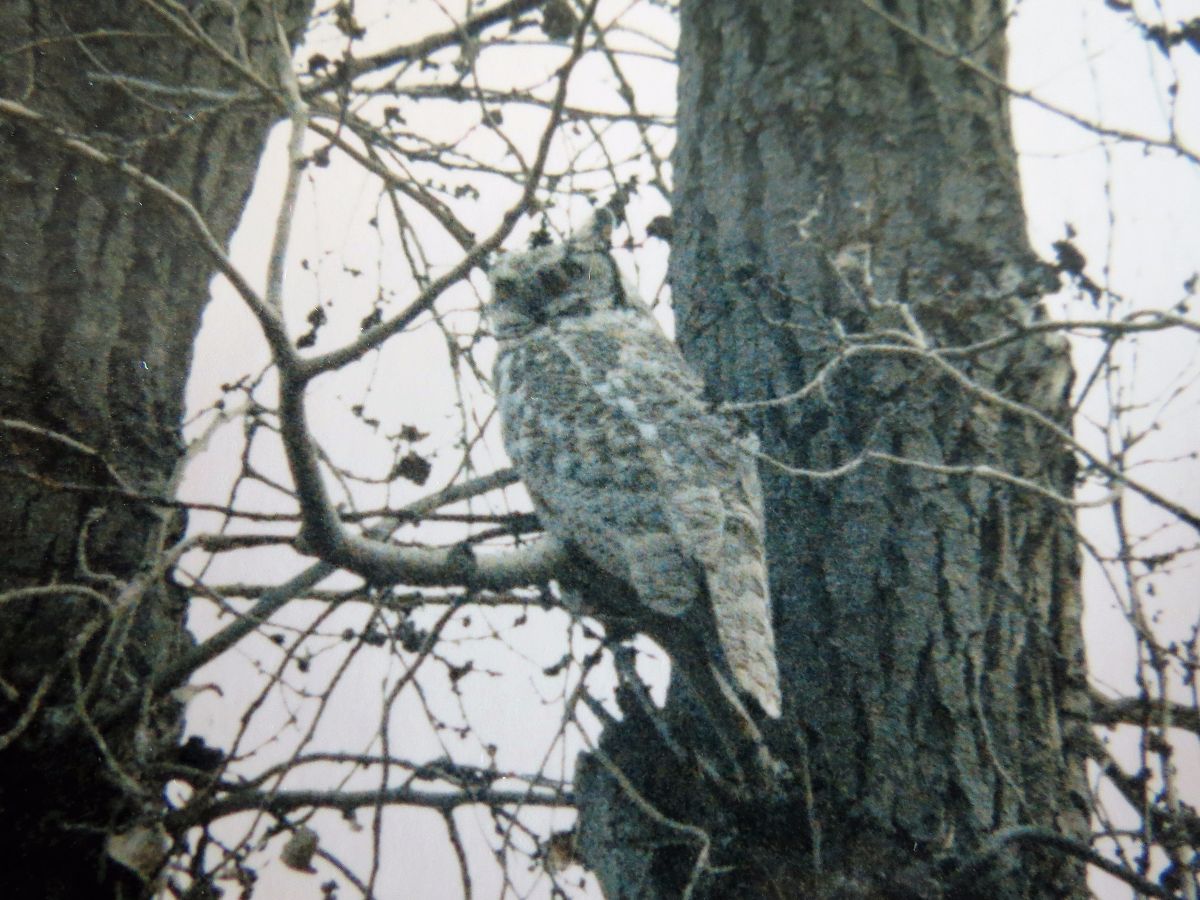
[488,213,781,719]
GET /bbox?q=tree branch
[97,469,550,716]
[857,0,1200,166]
[170,783,572,830]
[296,0,605,377]
[1092,690,1200,736]
[727,338,1200,536]
[329,0,549,87]
[951,826,1179,899]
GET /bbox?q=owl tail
[705,507,782,719]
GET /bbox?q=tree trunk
[0,3,311,897]
[577,2,1091,897]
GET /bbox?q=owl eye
[538,267,569,293]
[560,257,586,279]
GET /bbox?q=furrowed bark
[0,3,312,896]
[576,3,1090,897]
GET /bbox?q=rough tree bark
[0,3,311,897]
[577,2,1092,898]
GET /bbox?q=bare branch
[327,0,550,88]
[171,783,572,829]
[264,18,308,316]
[295,0,606,378]
[729,339,1200,535]
[138,468,545,702]
[1092,690,1200,737]
[951,826,1180,899]
[857,0,1200,165]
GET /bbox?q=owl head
[487,209,628,339]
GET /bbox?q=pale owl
[487,211,782,729]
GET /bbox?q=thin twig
[857,0,1200,165]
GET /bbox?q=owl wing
[496,310,781,717]
[623,338,781,719]
[699,439,782,718]
[496,315,703,615]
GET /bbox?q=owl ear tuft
[574,208,615,249]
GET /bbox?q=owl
[487,211,782,733]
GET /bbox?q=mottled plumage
[488,212,781,721]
